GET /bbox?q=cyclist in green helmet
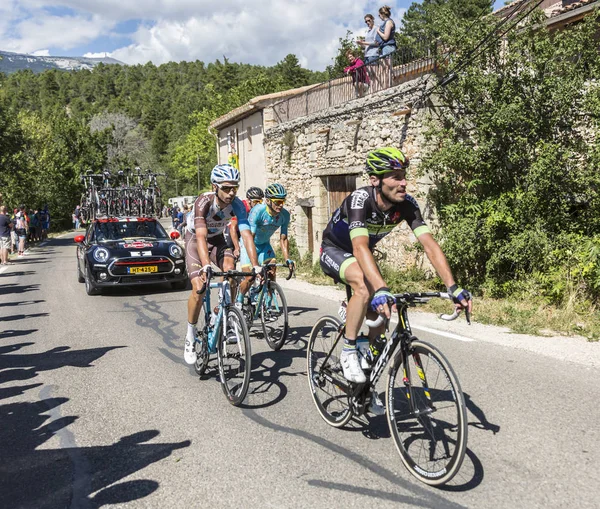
[320,147,472,414]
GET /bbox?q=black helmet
[246,187,264,200]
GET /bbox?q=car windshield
[94,221,169,242]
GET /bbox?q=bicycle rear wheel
[386,340,468,486]
[260,281,289,351]
[217,306,252,406]
[307,316,352,427]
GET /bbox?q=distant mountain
[0,50,124,74]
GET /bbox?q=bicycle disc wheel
[217,306,252,406]
[307,316,352,428]
[386,340,468,486]
[260,281,289,351]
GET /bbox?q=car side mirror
[170,231,180,240]
[74,235,85,243]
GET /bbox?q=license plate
[128,266,158,274]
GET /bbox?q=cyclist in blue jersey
[183,164,263,365]
[236,183,295,306]
[320,147,472,414]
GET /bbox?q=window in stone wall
[326,175,357,216]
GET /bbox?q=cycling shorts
[184,231,234,281]
[240,242,275,268]
[319,241,357,284]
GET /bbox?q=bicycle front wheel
[217,306,252,406]
[386,340,468,486]
[307,316,352,428]
[260,281,289,351]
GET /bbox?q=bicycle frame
[249,263,290,322]
[200,279,232,354]
[317,294,443,415]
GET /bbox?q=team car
[74,217,187,295]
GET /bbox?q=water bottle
[338,300,348,322]
[249,282,259,304]
[209,305,219,327]
[356,334,372,370]
[370,334,386,359]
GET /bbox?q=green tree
[421,11,600,302]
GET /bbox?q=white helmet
[211,164,240,184]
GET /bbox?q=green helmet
[265,183,287,199]
[365,147,409,175]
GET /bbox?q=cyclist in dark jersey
[320,147,472,410]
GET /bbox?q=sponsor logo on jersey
[350,190,369,210]
[349,221,363,229]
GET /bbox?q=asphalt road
[1,232,599,509]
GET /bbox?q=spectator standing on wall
[0,206,14,265]
[376,5,397,57]
[358,14,380,64]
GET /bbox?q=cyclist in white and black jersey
[183,164,262,365]
[320,147,472,414]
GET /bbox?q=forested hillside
[0,54,326,227]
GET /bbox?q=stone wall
[263,75,440,273]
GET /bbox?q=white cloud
[1,1,408,70]
[31,49,50,56]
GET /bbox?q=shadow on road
[0,395,190,509]
[0,299,44,309]
[0,338,190,508]
[0,283,40,296]
[0,271,37,278]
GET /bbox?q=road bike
[307,288,470,486]
[194,267,255,406]
[241,263,294,351]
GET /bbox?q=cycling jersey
[322,185,430,252]
[248,204,290,245]
[239,203,290,267]
[188,192,250,238]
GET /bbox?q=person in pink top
[344,50,370,97]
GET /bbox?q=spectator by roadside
[10,208,18,255]
[0,206,14,265]
[15,206,28,258]
[30,209,40,243]
[40,205,50,241]
[73,205,81,230]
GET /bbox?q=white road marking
[0,266,7,274]
[411,324,475,342]
[388,318,475,342]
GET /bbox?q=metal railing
[271,40,437,125]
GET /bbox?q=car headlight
[169,244,183,258]
[93,247,109,262]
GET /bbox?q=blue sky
[0,1,510,70]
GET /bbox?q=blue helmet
[211,164,240,184]
[265,183,287,199]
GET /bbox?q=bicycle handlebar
[364,291,471,329]
[196,267,258,294]
[262,262,295,280]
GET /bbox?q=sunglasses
[269,199,285,206]
[251,199,263,205]
[365,19,373,24]
[217,184,239,194]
